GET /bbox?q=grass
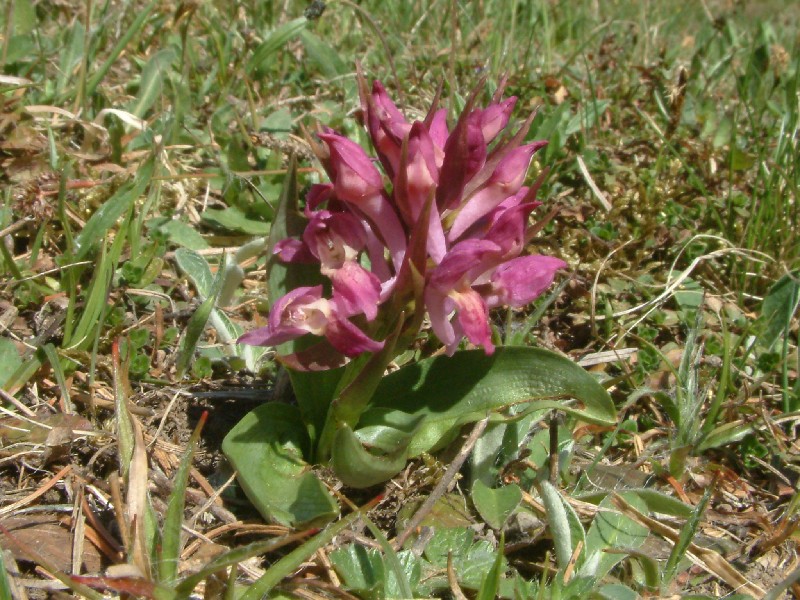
[1,0,799,597]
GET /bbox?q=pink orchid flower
[239,74,567,365]
[238,286,383,357]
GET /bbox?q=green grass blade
[360,514,413,598]
[0,542,13,599]
[83,0,157,101]
[73,158,154,260]
[239,500,379,600]
[129,47,178,118]
[247,17,307,75]
[663,481,713,587]
[476,533,504,600]
[175,262,224,378]
[158,412,208,584]
[172,530,318,597]
[41,343,73,413]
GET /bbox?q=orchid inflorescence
[239,73,567,368]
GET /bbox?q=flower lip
[303,210,366,271]
[238,286,330,348]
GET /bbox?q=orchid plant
[222,72,617,527]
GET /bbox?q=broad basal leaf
[580,492,649,580]
[362,346,617,457]
[222,403,339,527]
[471,481,522,530]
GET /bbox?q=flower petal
[430,239,501,290]
[403,122,440,219]
[483,201,539,258]
[428,108,449,153]
[363,80,411,178]
[303,210,366,270]
[451,288,494,354]
[331,261,382,320]
[305,183,334,216]
[437,110,487,210]
[477,96,517,143]
[448,143,540,241]
[319,132,385,201]
[488,255,567,307]
[239,286,328,347]
[425,286,457,350]
[238,324,300,347]
[273,238,316,263]
[324,314,384,356]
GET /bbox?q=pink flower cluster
[239,76,566,363]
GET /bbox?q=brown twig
[393,416,490,549]
[0,464,72,518]
[447,552,468,600]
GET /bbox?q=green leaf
[239,502,375,600]
[582,492,649,580]
[289,367,345,447]
[56,23,85,95]
[0,338,22,389]
[66,226,127,350]
[175,248,264,371]
[201,206,270,235]
[538,480,573,570]
[760,271,800,350]
[696,419,756,452]
[423,527,505,591]
[362,347,617,457]
[158,414,206,584]
[577,488,693,519]
[330,540,418,600]
[265,158,323,331]
[13,0,36,34]
[730,147,755,171]
[595,583,639,600]
[329,544,384,599]
[351,409,424,453]
[632,489,693,518]
[221,402,339,527]
[261,108,294,133]
[74,159,154,260]
[626,549,662,589]
[175,248,214,298]
[151,219,209,250]
[360,514,415,599]
[423,527,474,565]
[470,412,543,487]
[319,319,404,461]
[248,17,308,74]
[330,424,409,489]
[476,534,504,600]
[0,542,12,598]
[663,483,713,587]
[299,29,348,79]
[175,261,224,378]
[472,481,522,530]
[129,48,178,118]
